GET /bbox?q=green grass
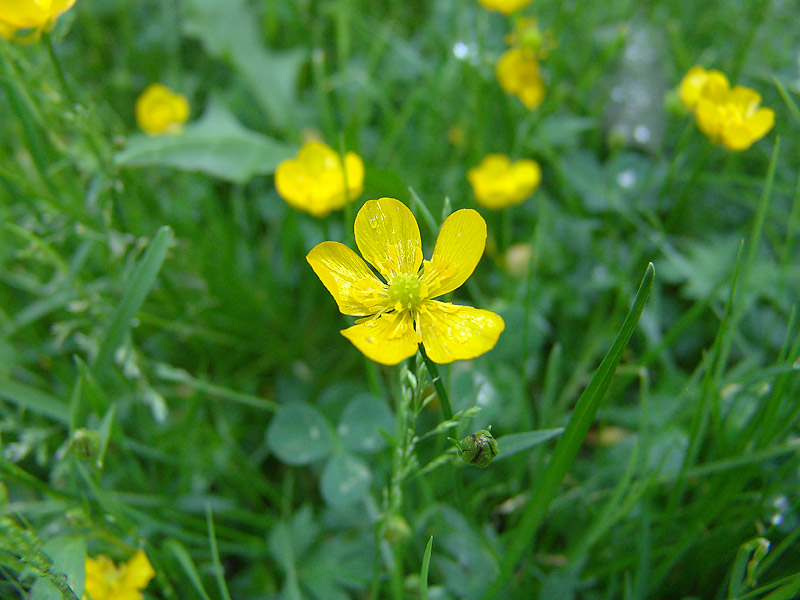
[2,0,800,599]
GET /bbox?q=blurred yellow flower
[84,549,154,600]
[275,141,364,217]
[496,47,545,110]
[307,197,505,365]
[477,0,532,14]
[695,88,774,151]
[678,66,774,151]
[135,83,190,136]
[678,65,729,111]
[0,0,75,41]
[467,154,541,209]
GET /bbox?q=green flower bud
[450,429,499,468]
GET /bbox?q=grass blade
[483,262,655,600]
[92,226,173,378]
[773,76,800,126]
[0,378,69,424]
[164,539,213,600]
[206,505,233,600]
[420,536,433,600]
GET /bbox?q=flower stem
[418,347,453,421]
[43,32,77,108]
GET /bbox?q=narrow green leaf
[206,506,233,600]
[492,429,565,462]
[484,262,654,600]
[92,226,173,378]
[759,572,800,600]
[96,403,116,470]
[773,76,800,126]
[164,539,213,600]
[153,363,278,412]
[420,536,434,600]
[0,377,69,424]
[408,187,440,236]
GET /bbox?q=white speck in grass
[616,169,636,189]
[634,124,651,143]
[309,426,321,440]
[453,41,469,60]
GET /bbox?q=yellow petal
[699,70,730,104]
[418,301,505,364]
[307,241,388,316]
[341,312,419,365]
[720,125,755,151]
[51,0,77,16]
[745,107,774,139]
[478,0,532,14]
[354,198,422,280]
[0,0,49,28]
[694,98,723,142]
[678,66,709,110]
[728,86,761,114]
[121,549,155,590]
[423,209,487,298]
[344,152,365,200]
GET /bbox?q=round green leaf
[320,453,372,507]
[337,394,394,454]
[267,402,333,465]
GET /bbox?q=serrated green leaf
[30,536,85,600]
[116,104,295,183]
[181,0,302,132]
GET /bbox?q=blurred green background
[1,0,799,598]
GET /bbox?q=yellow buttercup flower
[695,88,774,151]
[678,66,729,111]
[678,66,774,151]
[477,0,532,15]
[135,83,190,136]
[467,154,541,209]
[307,197,505,365]
[275,141,364,217]
[84,549,154,600]
[0,0,75,41]
[496,47,545,110]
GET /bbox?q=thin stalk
[43,32,77,107]
[419,347,453,421]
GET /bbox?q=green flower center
[387,273,424,312]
